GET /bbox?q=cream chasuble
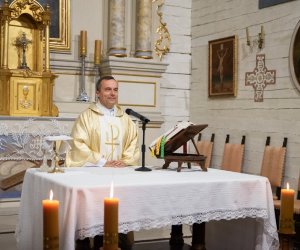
[65,103,140,167]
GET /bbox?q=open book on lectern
[149,121,208,158]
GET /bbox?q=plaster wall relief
[245,54,276,102]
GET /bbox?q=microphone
[125,108,150,123]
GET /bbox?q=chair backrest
[221,135,246,173]
[196,133,215,169]
[298,174,300,199]
[260,136,287,199]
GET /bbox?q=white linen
[16,167,278,250]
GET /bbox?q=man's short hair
[96,76,116,91]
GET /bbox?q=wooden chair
[260,136,287,200]
[221,134,246,172]
[196,133,215,169]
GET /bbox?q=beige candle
[279,183,295,234]
[103,181,119,250]
[43,190,59,250]
[80,30,87,56]
[94,40,102,65]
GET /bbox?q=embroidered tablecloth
[16,167,278,250]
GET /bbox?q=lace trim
[75,208,278,249]
[0,119,70,160]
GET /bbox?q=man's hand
[105,160,126,168]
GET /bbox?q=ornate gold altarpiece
[0,0,58,116]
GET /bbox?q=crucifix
[245,54,276,102]
[15,32,32,70]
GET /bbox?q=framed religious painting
[0,0,71,52]
[40,0,71,51]
[208,35,237,97]
[290,19,300,93]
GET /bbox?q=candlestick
[43,190,59,250]
[94,40,102,65]
[279,183,295,234]
[103,181,119,250]
[80,30,87,57]
[77,31,89,102]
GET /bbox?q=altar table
[15,167,279,250]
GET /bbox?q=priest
[66,75,139,250]
[66,75,140,168]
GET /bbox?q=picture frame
[37,0,71,51]
[259,0,296,9]
[208,35,237,97]
[0,0,70,52]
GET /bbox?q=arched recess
[289,19,300,93]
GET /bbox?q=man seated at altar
[66,75,140,168]
[66,75,140,250]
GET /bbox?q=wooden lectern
[161,124,208,172]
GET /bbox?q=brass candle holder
[279,232,295,250]
[246,25,264,50]
[77,30,89,102]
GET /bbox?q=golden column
[108,0,127,57]
[135,0,153,59]
[42,4,51,72]
[0,0,11,69]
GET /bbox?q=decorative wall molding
[100,56,168,77]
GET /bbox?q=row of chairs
[196,133,300,246]
[196,133,287,197]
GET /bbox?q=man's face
[96,79,118,109]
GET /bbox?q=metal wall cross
[245,54,276,102]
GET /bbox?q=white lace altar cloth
[0,118,71,160]
[16,167,278,250]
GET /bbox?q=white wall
[159,0,192,132]
[191,0,300,188]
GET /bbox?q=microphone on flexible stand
[125,108,152,172]
[125,109,150,123]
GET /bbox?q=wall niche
[290,19,300,93]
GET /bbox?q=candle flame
[49,189,53,200]
[287,182,290,190]
[110,181,114,198]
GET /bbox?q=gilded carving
[10,0,43,22]
[0,0,11,22]
[12,69,42,77]
[19,85,32,109]
[153,1,170,61]
[0,0,58,116]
